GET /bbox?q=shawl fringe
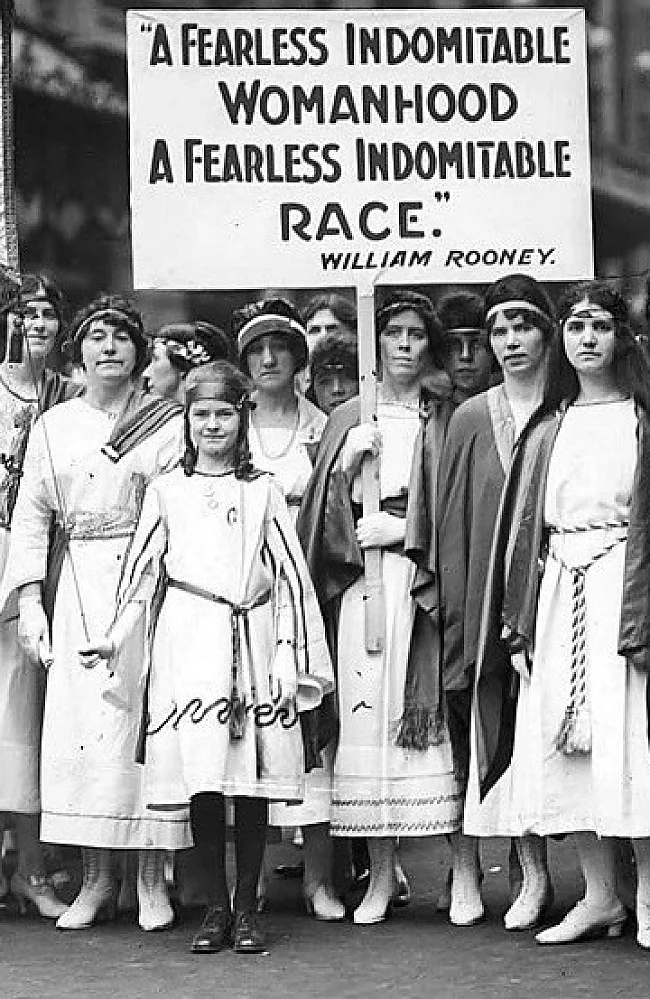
[396,704,446,750]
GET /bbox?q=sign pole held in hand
[357,283,384,655]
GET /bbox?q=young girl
[81,361,333,954]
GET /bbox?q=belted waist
[547,520,628,535]
[167,579,273,742]
[167,578,271,614]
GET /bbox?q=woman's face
[80,319,138,385]
[7,297,59,362]
[562,301,617,376]
[489,310,548,377]
[312,366,358,414]
[305,308,349,347]
[379,308,430,386]
[189,398,240,463]
[142,339,182,399]
[245,333,296,394]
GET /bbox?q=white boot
[137,849,175,932]
[56,848,117,930]
[353,838,394,925]
[450,833,484,927]
[504,835,553,931]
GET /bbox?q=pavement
[2,837,650,999]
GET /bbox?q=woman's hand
[78,638,116,671]
[272,642,298,715]
[18,597,51,668]
[341,423,381,477]
[356,512,405,550]
[627,649,649,673]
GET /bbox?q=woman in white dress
[0,275,79,919]
[298,290,463,924]
[472,281,650,947]
[234,299,342,921]
[82,361,333,954]
[2,295,191,931]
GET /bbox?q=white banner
[128,7,593,290]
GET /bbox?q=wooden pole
[356,284,384,654]
[0,0,19,306]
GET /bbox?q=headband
[444,326,485,335]
[186,381,253,409]
[564,303,613,321]
[485,301,549,324]
[237,313,305,348]
[74,308,142,341]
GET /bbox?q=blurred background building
[10,0,650,326]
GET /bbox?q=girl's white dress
[466,400,650,838]
[0,398,191,849]
[332,403,463,837]
[117,468,333,807]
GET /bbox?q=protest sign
[128,7,592,290]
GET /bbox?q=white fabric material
[118,470,332,807]
[332,405,462,837]
[250,395,333,827]
[0,398,191,848]
[466,400,650,838]
[0,385,43,812]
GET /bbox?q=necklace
[252,406,300,461]
[195,468,236,477]
[0,369,39,403]
[573,395,629,407]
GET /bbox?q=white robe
[466,400,650,838]
[117,469,333,807]
[1,398,191,849]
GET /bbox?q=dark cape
[437,387,514,775]
[474,404,650,801]
[296,390,453,750]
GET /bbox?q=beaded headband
[74,308,142,341]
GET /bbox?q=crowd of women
[0,270,648,958]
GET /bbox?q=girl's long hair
[541,281,650,415]
[182,361,256,479]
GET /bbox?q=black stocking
[189,792,229,908]
[233,796,268,913]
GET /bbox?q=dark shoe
[232,909,267,954]
[190,904,232,954]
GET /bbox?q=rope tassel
[555,566,591,755]
[229,608,247,740]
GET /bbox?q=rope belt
[168,578,272,740]
[547,524,627,756]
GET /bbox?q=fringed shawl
[296,391,453,750]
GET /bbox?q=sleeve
[265,480,333,694]
[0,417,57,614]
[151,414,184,478]
[116,482,169,612]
